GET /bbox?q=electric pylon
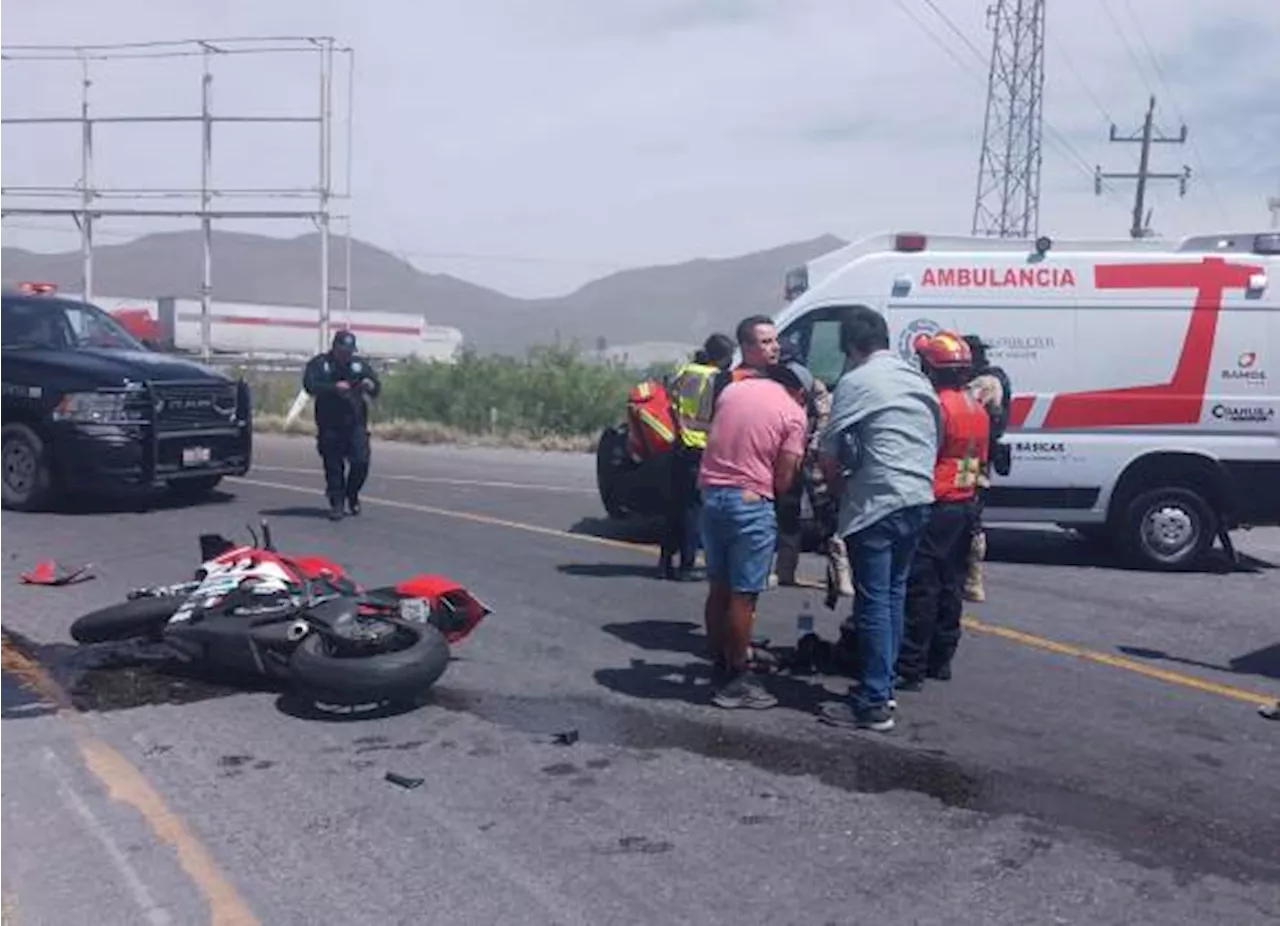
[971,0,1046,239]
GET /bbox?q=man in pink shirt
[698,321,811,709]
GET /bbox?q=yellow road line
[252,464,597,495]
[959,617,1273,705]
[1,635,262,926]
[235,475,655,554]
[231,474,1279,707]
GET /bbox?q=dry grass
[253,414,597,454]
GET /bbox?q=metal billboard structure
[1,36,355,359]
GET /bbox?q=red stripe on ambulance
[1038,257,1262,430]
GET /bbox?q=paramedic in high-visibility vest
[661,333,735,580]
[895,331,990,691]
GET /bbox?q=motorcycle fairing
[363,575,492,644]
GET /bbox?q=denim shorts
[700,485,778,593]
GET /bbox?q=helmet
[914,330,972,369]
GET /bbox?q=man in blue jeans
[816,306,940,732]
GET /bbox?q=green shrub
[233,343,669,440]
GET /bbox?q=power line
[896,0,1130,211]
[1117,0,1229,223]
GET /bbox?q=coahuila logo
[1221,351,1266,386]
[1211,403,1275,424]
[897,317,940,361]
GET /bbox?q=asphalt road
[3,433,1279,926]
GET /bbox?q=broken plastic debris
[20,560,94,586]
[552,729,579,746]
[384,771,424,789]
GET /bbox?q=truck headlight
[52,391,146,424]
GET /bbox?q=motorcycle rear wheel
[288,620,451,706]
[69,596,181,644]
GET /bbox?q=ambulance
[774,229,1280,571]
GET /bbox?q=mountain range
[1,230,846,357]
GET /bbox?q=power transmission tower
[971,0,1046,239]
[1094,95,1190,239]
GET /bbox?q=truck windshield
[1,296,148,352]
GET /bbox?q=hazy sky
[3,0,1278,297]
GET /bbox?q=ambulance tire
[1121,486,1217,572]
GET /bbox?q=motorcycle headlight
[52,391,146,424]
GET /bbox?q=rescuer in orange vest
[895,331,990,689]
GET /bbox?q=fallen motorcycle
[68,520,491,706]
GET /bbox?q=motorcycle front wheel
[287,619,451,706]
[69,596,181,644]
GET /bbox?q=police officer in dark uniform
[303,330,381,520]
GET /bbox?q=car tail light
[18,281,58,295]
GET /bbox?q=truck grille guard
[124,378,252,482]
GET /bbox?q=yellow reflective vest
[669,361,721,449]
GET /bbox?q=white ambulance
[774,229,1280,571]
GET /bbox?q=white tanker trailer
[91,294,463,362]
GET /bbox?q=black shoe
[328,504,344,522]
[658,557,676,580]
[347,497,361,516]
[675,565,706,582]
[927,664,952,681]
[818,700,895,732]
[893,674,925,692]
[711,672,778,710]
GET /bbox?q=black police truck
[2,284,253,511]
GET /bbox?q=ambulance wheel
[1122,486,1216,571]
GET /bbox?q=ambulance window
[806,319,846,388]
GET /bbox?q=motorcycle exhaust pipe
[286,619,310,642]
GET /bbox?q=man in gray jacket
[816,306,940,732]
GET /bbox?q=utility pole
[1269,195,1280,229]
[971,0,1046,239]
[1095,95,1190,239]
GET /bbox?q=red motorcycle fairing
[358,575,492,644]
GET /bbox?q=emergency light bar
[894,233,927,252]
[784,266,809,301]
[18,281,58,295]
[1255,233,1280,255]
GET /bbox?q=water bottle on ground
[792,601,817,675]
[796,601,815,642]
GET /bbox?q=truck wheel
[595,425,631,519]
[1121,486,1217,571]
[2,423,56,512]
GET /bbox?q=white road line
[251,464,596,495]
[43,748,174,926]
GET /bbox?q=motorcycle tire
[288,621,451,705]
[69,596,181,644]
